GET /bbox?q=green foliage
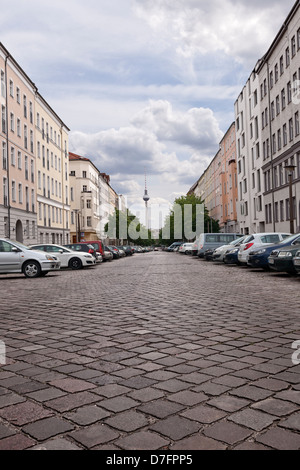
[104,209,155,246]
[159,194,219,245]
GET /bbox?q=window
[276,95,280,115]
[277,129,282,151]
[283,124,287,146]
[17,151,22,170]
[2,142,7,169]
[280,55,284,75]
[1,105,6,133]
[281,89,286,110]
[287,82,292,103]
[82,171,87,178]
[1,70,5,97]
[17,119,21,137]
[275,63,279,82]
[289,118,294,141]
[11,180,16,202]
[295,112,300,136]
[83,185,87,192]
[24,124,28,149]
[285,47,290,68]
[10,112,15,132]
[3,177,8,206]
[87,199,91,209]
[87,216,92,227]
[23,95,27,118]
[18,183,23,204]
[16,87,20,104]
[291,36,296,57]
[11,146,15,166]
[270,71,274,88]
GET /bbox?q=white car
[212,236,247,262]
[238,232,291,265]
[0,238,61,278]
[179,243,194,255]
[29,244,96,270]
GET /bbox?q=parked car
[194,233,242,258]
[105,246,120,259]
[102,248,113,262]
[80,240,105,257]
[0,238,61,278]
[64,243,98,262]
[212,236,247,262]
[179,243,194,255]
[115,247,126,257]
[293,250,300,274]
[268,244,300,274]
[29,244,96,270]
[248,234,300,270]
[167,242,183,252]
[238,233,291,265]
[224,247,240,265]
[118,246,133,256]
[108,245,123,258]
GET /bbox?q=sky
[0,0,296,227]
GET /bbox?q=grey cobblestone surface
[0,251,299,450]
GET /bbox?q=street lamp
[285,163,296,234]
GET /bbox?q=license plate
[269,258,275,265]
[294,259,300,266]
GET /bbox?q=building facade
[0,43,70,245]
[235,1,300,234]
[0,43,37,244]
[35,95,70,245]
[188,123,239,233]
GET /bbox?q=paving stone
[256,427,300,450]
[64,405,111,425]
[252,398,299,417]
[45,391,100,412]
[207,395,250,412]
[138,399,185,419]
[127,387,165,403]
[180,405,227,424]
[279,413,300,432]
[193,382,230,396]
[92,384,131,398]
[115,431,170,450]
[168,390,208,406]
[0,433,35,450]
[228,408,276,431]
[229,385,274,401]
[0,423,16,439]
[30,438,82,450]
[253,378,289,392]
[150,416,200,441]
[105,411,149,432]
[154,379,191,393]
[120,376,158,390]
[100,396,139,413]
[171,435,227,450]
[22,417,74,441]
[275,390,300,405]
[49,378,96,393]
[26,387,66,402]
[0,392,26,408]
[204,421,253,445]
[70,424,119,449]
[0,401,53,426]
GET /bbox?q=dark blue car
[247,233,300,269]
[224,247,240,265]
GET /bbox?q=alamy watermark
[292,340,300,365]
[0,340,6,365]
[105,203,205,241]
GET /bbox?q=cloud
[133,0,294,70]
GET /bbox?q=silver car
[0,238,61,278]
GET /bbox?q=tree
[104,209,155,246]
[159,194,219,245]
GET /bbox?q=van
[193,233,242,258]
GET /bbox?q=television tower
[143,172,150,230]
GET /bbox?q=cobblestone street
[0,251,299,450]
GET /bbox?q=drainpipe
[4,54,11,238]
[267,62,276,232]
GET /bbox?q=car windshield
[277,234,300,245]
[12,240,30,250]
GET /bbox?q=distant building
[69,152,121,242]
[188,122,239,233]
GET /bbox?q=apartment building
[188,123,239,233]
[235,0,300,234]
[0,43,70,245]
[0,43,37,244]
[36,95,70,245]
[69,153,120,242]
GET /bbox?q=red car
[80,240,105,257]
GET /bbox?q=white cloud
[133,0,294,69]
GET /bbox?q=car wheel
[69,258,83,270]
[185,250,191,255]
[23,261,41,278]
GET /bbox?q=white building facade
[235,1,300,235]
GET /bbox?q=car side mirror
[59,249,64,254]
[11,247,19,252]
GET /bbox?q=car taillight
[244,243,254,251]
